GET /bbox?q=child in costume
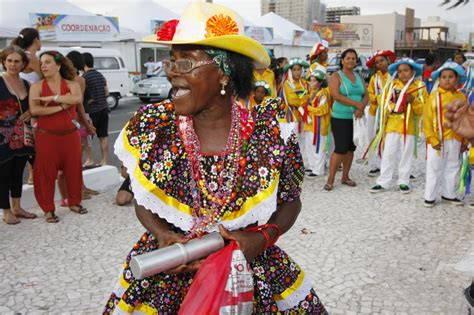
[303,69,330,178]
[309,42,329,71]
[243,80,271,111]
[252,49,276,98]
[423,61,467,207]
[370,58,428,194]
[280,57,309,127]
[365,50,396,177]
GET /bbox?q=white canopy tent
[103,0,178,41]
[0,0,94,38]
[250,12,314,59]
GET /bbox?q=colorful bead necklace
[178,100,255,237]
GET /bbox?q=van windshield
[94,57,120,70]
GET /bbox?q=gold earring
[220,82,227,95]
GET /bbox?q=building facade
[261,0,326,30]
[326,6,360,23]
[341,12,421,53]
[421,16,458,42]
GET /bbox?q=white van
[40,47,130,110]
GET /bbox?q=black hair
[339,48,358,69]
[40,51,76,81]
[82,52,94,68]
[66,51,85,73]
[11,28,40,49]
[425,53,435,66]
[227,50,254,99]
[453,52,466,63]
[1,45,29,72]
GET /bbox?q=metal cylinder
[130,232,225,279]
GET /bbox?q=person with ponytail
[12,28,42,84]
[29,51,87,223]
[423,62,467,207]
[370,58,427,194]
[365,50,396,177]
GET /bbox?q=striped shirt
[83,69,108,113]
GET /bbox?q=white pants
[424,139,461,201]
[376,133,415,188]
[367,113,381,169]
[302,131,327,175]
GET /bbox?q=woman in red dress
[29,51,87,223]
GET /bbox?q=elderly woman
[29,51,87,223]
[0,46,37,224]
[105,3,326,314]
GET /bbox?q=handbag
[9,95,34,149]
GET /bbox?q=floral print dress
[105,98,326,314]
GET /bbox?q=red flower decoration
[156,19,179,41]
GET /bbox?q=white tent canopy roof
[103,0,178,39]
[0,0,95,37]
[252,12,306,41]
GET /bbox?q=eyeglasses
[162,59,215,74]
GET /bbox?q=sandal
[323,183,333,191]
[341,179,357,187]
[45,212,59,223]
[69,205,88,214]
[3,216,20,225]
[83,187,100,195]
[12,209,37,219]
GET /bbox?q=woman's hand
[33,95,56,105]
[219,225,266,263]
[86,124,96,136]
[19,110,32,123]
[157,230,204,274]
[432,143,442,151]
[354,109,364,118]
[356,102,366,112]
[406,94,415,104]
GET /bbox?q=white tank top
[20,71,41,84]
[20,51,41,84]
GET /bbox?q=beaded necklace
[178,101,255,237]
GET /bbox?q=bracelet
[246,223,281,251]
[53,95,59,102]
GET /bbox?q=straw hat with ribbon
[143,2,270,69]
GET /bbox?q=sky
[69,0,473,39]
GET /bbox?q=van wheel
[107,94,119,110]
[139,97,150,103]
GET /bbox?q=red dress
[34,79,83,212]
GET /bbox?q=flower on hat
[157,20,179,41]
[205,14,238,38]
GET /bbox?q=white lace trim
[114,128,279,232]
[278,122,298,144]
[276,273,313,311]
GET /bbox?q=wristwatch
[53,95,59,102]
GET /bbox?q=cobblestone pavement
[1,144,473,314]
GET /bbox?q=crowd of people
[238,43,474,210]
[0,27,112,224]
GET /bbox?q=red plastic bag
[179,240,254,315]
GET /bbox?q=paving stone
[0,141,472,313]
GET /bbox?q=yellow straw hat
[143,2,270,69]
